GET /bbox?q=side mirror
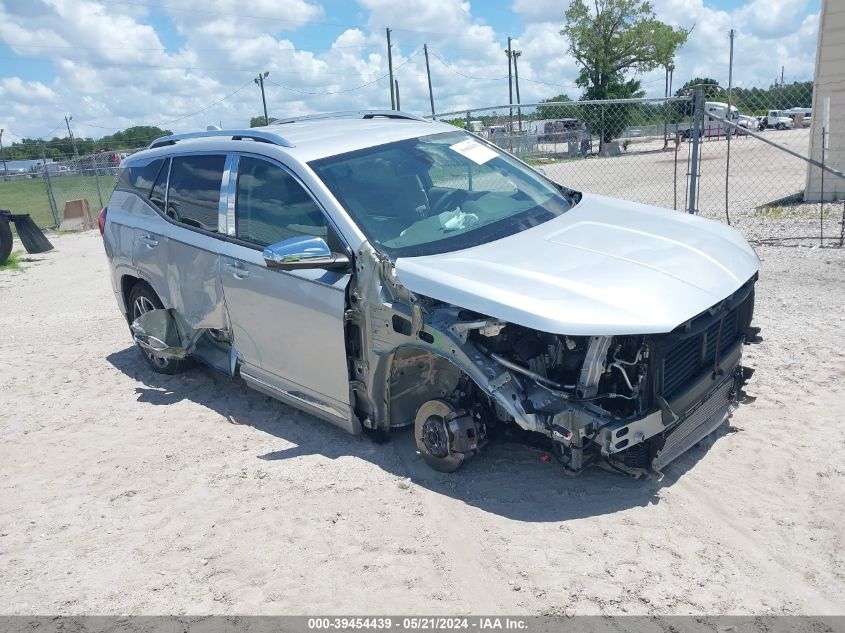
[534,166,547,176]
[263,235,350,271]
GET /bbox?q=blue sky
[0,0,821,141]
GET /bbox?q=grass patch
[0,174,116,229]
[0,250,23,271]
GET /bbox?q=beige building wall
[805,0,845,201]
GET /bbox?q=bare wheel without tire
[414,399,468,473]
[127,282,188,375]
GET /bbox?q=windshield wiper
[553,183,581,206]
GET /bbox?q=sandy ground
[542,128,845,243]
[0,231,844,616]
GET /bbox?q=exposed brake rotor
[414,399,466,473]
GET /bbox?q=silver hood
[394,193,760,335]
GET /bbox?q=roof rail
[271,110,427,125]
[148,129,294,149]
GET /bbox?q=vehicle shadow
[106,346,732,522]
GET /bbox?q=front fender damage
[346,242,757,476]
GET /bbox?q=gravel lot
[543,128,843,244]
[0,231,844,615]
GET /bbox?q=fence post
[92,155,104,209]
[41,144,60,228]
[687,87,703,214]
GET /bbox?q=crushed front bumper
[595,342,745,472]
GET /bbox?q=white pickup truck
[760,110,794,131]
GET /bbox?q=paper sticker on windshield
[449,139,498,165]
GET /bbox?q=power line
[40,121,66,140]
[154,79,255,126]
[429,52,507,81]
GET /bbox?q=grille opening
[661,303,744,401]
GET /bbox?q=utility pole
[64,115,79,157]
[394,79,401,111]
[254,72,270,125]
[505,37,514,132]
[663,64,670,148]
[688,87,703,215]
[0,129,7,174]
[424,44,435,117]
[512,49,522,132]
[725,28,735,225]
[781,65,785,88]
[386,28,395,110]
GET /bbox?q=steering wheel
[430,189,466,215]
[166,204,181,222]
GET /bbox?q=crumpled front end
[450,276,758,475]
[347,241,758,476]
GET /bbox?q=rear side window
[235,156,330,247]
[166,155,226,231]
[116,159,165,199]
[149,158,169,213]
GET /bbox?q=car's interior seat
[340,159,429,243]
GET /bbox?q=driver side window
[235,157,330,247]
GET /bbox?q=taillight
[98,207,107,235]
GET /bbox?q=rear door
[129,157,171,306]
[157,153,230,329]
[219,154,354,428]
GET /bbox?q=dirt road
[0,232,843,615]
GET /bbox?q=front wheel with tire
[776,123,786,130]
[127,282,188,375]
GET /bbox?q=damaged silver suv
[101,111,759,477]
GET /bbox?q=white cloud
[738,0,809,39]
[0,0,821,142]
[511,0,570,24]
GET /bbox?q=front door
[219,155,353,427]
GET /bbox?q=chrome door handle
[139,234,158,248]
[225,262,250,279]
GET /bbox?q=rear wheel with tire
[0,217,13,266]
[127,282,188,375]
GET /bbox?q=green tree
[537,94,579,120]
[670,78,723,118]
[676,77,723,99]
[562,0,688,143]
[97,126,172,149]
[250,116,279,127]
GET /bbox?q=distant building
[805,0,845,201]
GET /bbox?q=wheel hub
[414,399,468,473]
[421,416,450,458]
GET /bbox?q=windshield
[309,131,577,258]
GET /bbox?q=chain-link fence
[3,81,840,246]
[1,147,145,229]
[433,83,844,247]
